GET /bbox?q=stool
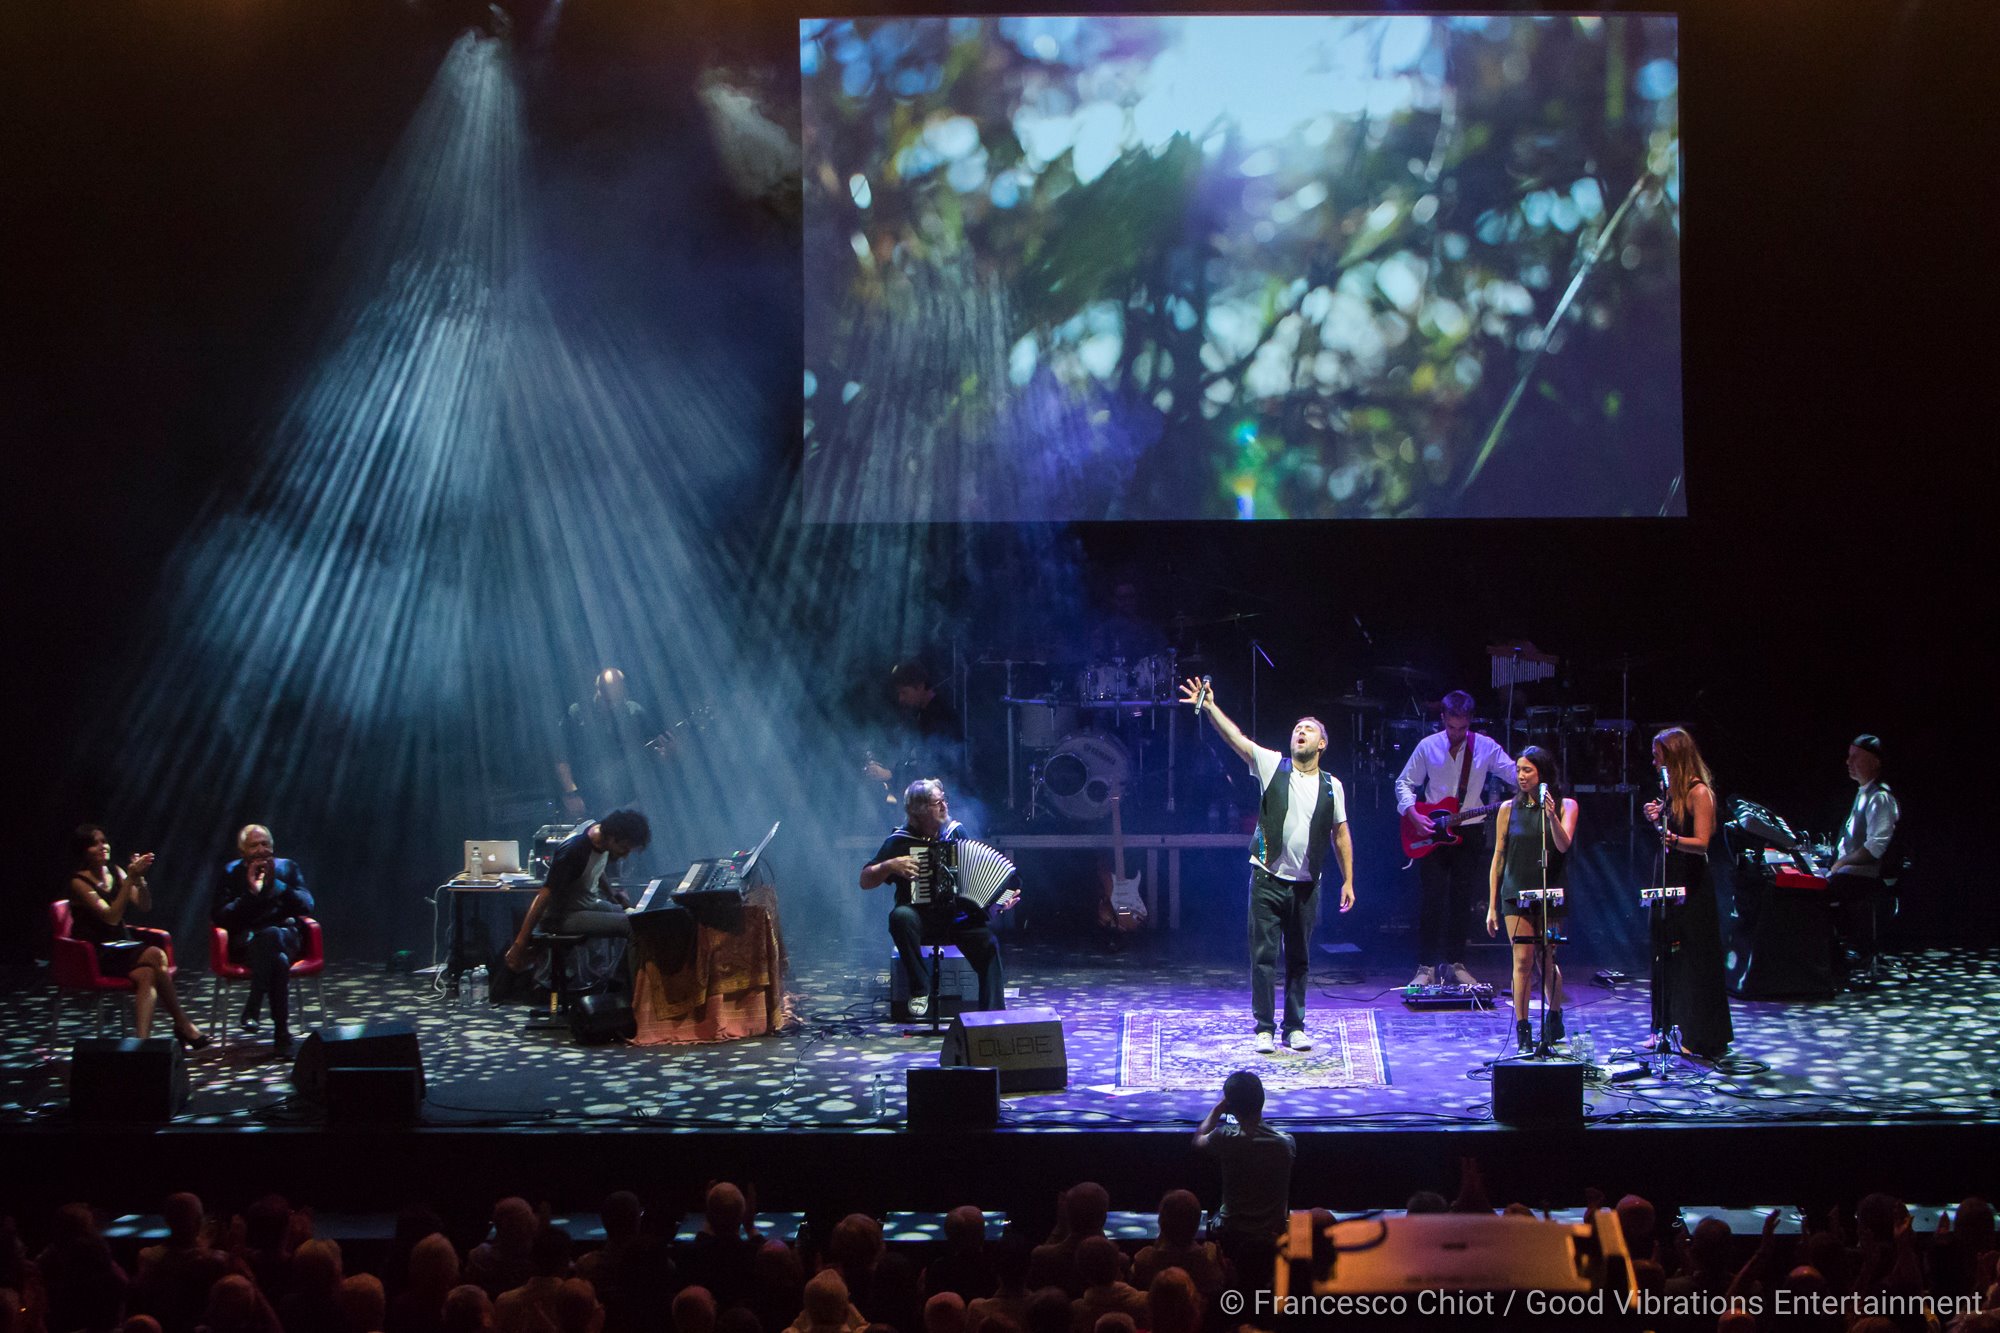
[523,931,587,1033]
[888,943,979,1023]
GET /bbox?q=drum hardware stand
[1024,761,1048,822]
[1003,659,1017,810]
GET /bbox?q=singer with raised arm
[1394,690,1517,989]
[212,824,315,1052]
[1642,728,1733,1058]
[1485,748,1579,1052]
[1180,677,1355,1054]
[860,779,1017,1016]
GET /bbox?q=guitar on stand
[1400,797,1507,861]
[1097,783,1148,933]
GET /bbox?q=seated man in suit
[212,823,316,1052]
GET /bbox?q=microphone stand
[1647,781,1679,1077]
[1249,640,1274,739]
[1515,790,1558,1060]
[1535,793,1555,1057]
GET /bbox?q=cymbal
[1373,663,1439,683]
[1337,694,1385,710]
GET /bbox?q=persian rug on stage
[1118,1008,1388,1091]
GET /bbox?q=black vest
[1252,761,1341,884]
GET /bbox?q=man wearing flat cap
[1828,734,1900,980]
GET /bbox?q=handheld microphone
[1539,782,1550,807]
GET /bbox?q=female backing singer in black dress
[1486,747,1578,1052]
[67,825,208,1047]
[1643,728,1733,1057]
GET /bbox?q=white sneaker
[1448,963,1478,987]
[1253,1031,1276,1054]
[1409,966,1437,988]
[1285,1030,1314,1052]
[907,995,930,1018]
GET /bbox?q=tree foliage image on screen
[800,15,1682,522]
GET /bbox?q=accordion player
[859,780,1016,1015]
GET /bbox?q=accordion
[910,837,1019,912]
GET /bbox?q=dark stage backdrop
[3,0,1989,967]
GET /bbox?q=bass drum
[1040,732,1131,822]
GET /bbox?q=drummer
[1089,574,1170,663]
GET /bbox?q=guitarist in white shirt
[1394,690,1517,988]
[1182,678,1356,1054]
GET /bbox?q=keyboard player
[1827,734,1900,978]
[504,809,652,979]
[859,779,1014,1016]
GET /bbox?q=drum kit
[989,624,1653,821]
[1339,655,1651,797]
[997,649,1186,821]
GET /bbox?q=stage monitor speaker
[1493,1060,1584,1127]
[325,1066,422,1126]
[939,1007,1068,1092]
[907,1066,999,1131]
[568,993,636,1045]
[70,1037,189,1123]
[292,1023,425,1106]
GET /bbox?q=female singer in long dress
[1642,729,1733,1057]
[1486,746,1578,1052]
[67,825,207,1047]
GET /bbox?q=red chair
[208,919,327,1048]
[48,899,178,1043]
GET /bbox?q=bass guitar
[1400,796,1506,859]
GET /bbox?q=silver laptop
[462,840,523,880]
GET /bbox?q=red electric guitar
[1400,797,1507,859]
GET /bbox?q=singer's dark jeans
[1417,835,1486,966]
[889,904,1003,1009]
[1249,869,1316,1035]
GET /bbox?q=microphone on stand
[1538,782,1550,809]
